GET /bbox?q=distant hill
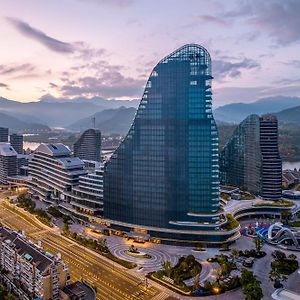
[0,112,50,132]
[276,105,300,124]
[0,96,139,127]
[213,96,300,123]
[69,107,137,134]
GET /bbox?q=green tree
[288,254,297,261]
[281,211,292,224]
[161,261,172,277]
[243,280,263,300]
[192,273,201,291]
[230,249,239,263]
[253,237,264,253]
[272,250,286,261]
[269,269,287,288]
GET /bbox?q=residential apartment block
[0,227,70,300]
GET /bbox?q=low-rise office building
[0,227,70,300]
[29,143,87,204]
[64,164,104,219]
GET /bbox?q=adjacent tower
[104,44,236,244]
[259,115,282,199]
[220,114,282,200]
[73,129,101,162]
[10,133,24,154]
[0,128,8,143]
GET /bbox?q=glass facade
[220,114,261,194]
[104,44,220,230]
[220,114,282,200]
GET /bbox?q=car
[137,266,144,272]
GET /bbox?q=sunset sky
[0,0,300,107]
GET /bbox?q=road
[0,195,169,300]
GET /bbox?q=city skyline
[0,0,300,107]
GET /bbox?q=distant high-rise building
[104,44,239,245]
[220,114,282,199]
[10,133,23,154]
[0,143,17,184]
[259,115,282,199]
[73,129,101,162]
[0,127,8,142]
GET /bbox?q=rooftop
[0,143,17,156]
[0,227,55,273]
[35,143,71,157]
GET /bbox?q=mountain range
[0,112,50,132]
[213,96,300,123]
[69,107,137,134]
[1,95,300,134]
[0,96,139,127]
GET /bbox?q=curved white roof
[0,143,17,156]
[35,143,71,157]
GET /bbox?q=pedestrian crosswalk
[151,292,170,300]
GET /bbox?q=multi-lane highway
[0,195,172,300]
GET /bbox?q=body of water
[24,141,40,151]
[282,161,300,170]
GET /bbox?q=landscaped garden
[271,250,299,275]
[64,229,137,269]
[224,214,240,230]
[13,194,53,227]
[126,245,151,258]
[254,200,294,207]
[150,255,202,294]
[241,269,263,300]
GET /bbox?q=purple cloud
[6,17,75,53]
[0,63,35,75]
[226,0,300,45]
[194,15,230,26]
[0,83,9,90]
[213,58,260,80]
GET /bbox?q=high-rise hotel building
[104,44,239,245]
[220,114,282,200]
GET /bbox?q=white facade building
[29,143,87,204]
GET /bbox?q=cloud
[75,0,134,7]
[213,58,260,80]
[0,63,35,75]
[226,0,300,45]
[0,83,10,90]
[283,60,300,68]
[58,70,144,98]
[6,17,75,53]
[6,17,106,59]
[194,15,229,26]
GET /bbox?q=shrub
[225,214,240,230]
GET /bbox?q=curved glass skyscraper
[104,44,239,244]
[220,114,282,200]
